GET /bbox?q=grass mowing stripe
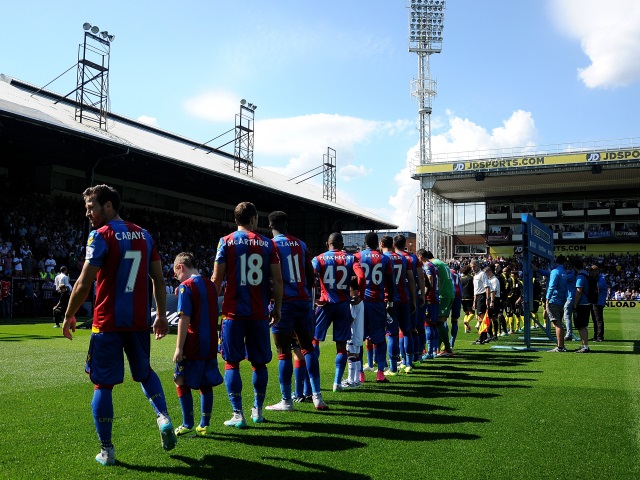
[0,310,638,479]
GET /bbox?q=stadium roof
[413,144,640,202]
[0,74,396,231]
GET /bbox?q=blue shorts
[364,301,386,344]
[426,302,439,325]
[220,318,272,365]
[85,330,151,386]
[314,301,351,342]
[394,303,412,335]
[416,302,428,331]
[174,358,224,390]
[272,301,313,336]
[385,308,398,336]
[451,296,462,320]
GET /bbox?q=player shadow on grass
[118,453,372,480]
[205,432,365,452]
[257,418,482,443]
[0,333,56,342]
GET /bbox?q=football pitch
[0,310,638,480]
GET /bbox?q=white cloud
[549,0,640,88]
[137,115,158,127]
[388,110,538,231]
[257,114,410,179]
[339,164,372,182]
[183,90,240,123]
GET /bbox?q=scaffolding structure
[323,147,337,202]
[74,26,113,130]
[234,100,256,176]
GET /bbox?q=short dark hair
[380,235,393,249]
[349,276,359,290]
[393,234,406,250]
[174,252,196,270]
[556,255,567,264]
[59,266,67,274]
[268,211,288,233]
[83,184,121,212]
[423,250,434,260]
[328,232,344,249]
[234,202,257,225]
[364,232,379,249]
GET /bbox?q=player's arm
[149,259,168,340]
[352,261,366,299]
[405,268,416,313]
[173,313,190,364]
[270,263,283,323]
[304,251,315,293]
[62,261,99,340]
[212,261,226,293]
[416,266,426,306]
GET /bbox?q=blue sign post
[521,214,554,349]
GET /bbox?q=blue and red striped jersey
[177,275,219,360]
[85,220,159,332]
[215,230,280,320]
[451,269,462,298]
[272,233,312,302]
[312,249,356,303]
[423,261,439,303]
[383,251,411,303]
[354,248,392,302]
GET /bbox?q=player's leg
[86,333,122,465]
[125,331,177,451]
[197,386,213,436]
[268,302,296,410]
[436,297,453,355]
[245,318,272,423]
[450,297,461,347]
[220,318,247,427]
[330,302,351,389]
[385,306,400,375]
[397,303,413,370]
[173,360,195,434]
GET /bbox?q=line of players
[62,188,468,465]
[173,203,472,436]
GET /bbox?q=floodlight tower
[323,147,337,202]
[234,99,256,176]
[407,0,445,252]
[75,23,114,130]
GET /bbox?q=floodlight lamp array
[241,99,257,112]
[409,0,444,43]
[83,23,115,42]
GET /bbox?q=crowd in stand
[2,191,639,318]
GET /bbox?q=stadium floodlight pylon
[234,99,256,176]
[407,0,445,254]
[72,23,114,130]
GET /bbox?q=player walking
[62,184,177,466]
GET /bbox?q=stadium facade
[0,74,396,253]
[413,140,640,259]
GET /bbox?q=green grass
[1,311,639,480]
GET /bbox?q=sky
[1,0,639,230]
